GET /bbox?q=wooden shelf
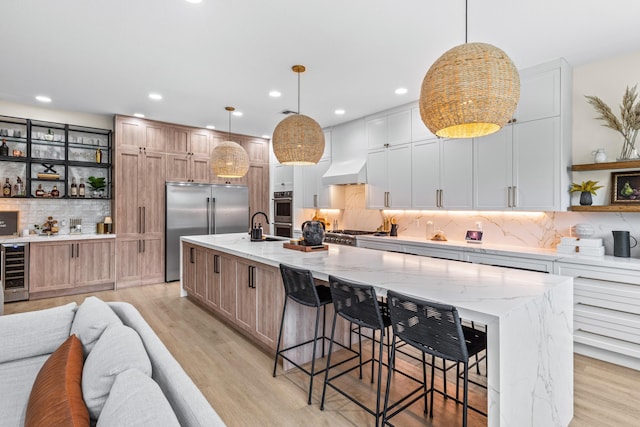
[571,160,640,171]
[569,205,640,212]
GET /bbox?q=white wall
[0,100,113,130]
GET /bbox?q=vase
[592,148,607,163]
[579,191,593,206]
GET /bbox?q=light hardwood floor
[5,283,640,426]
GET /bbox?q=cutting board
[283,243,328,252]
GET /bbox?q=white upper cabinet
[515,65,561,123]
[366,116,388,150]
[412,138,473,210]
[366,143,412,209]
[301,158,344,209]
[387,110,411,145]
[273,164,293,190]
[320,129,331,160]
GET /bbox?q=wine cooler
[1,243,29,302]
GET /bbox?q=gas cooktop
[324,230,376,246]
[328,230,376,236]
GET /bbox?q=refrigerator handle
[211,197,216,234]
[206,197,211,234]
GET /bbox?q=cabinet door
[411,107,435,142]
[474,127,513,210]
[143,122,166,152]
[242,138,269,163]
[140,236,164,286]
[367,117,388,150]
[166,153,189,182]
[248,163,269,227]
[190,130,210,156]
[166,126,190,154]
[75,240,115,286]
[236,261,257,333]
[115,148,141,235]
[315,158,333,208]
[205,250,221,310]
[142,151,166,236]
[190,155,211,183]
[301,163,320,208]
[411,139,440,209]
[254,264,282,349]
[440,138,473,209]
[115,116,144,150]
[516,67,561,122]
[193,245,207,300]
[29,242,74,292]
[387,144,412,208]
[366,148,387,209]
[273,164,293,190]
[116,238,142,286]
[182,243,196,293]
[513,117,561,210]
[388,110,411,146]
[218,254,237,319]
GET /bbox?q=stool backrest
[387,290,469,362]
[328,275,385,331]
[279,263,321,307]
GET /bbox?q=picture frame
[611,170,640,203]
[465,230,483,243]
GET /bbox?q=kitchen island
[181,233,573,427]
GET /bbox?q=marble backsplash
[303,185,640,258]
[0,198,111,235]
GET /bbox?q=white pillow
[82,324,152,420]
[97,369,180,427]
[70,296,122,356]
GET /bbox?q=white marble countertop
[182,233,571,321]
[358,233,640,271]
[0,233,116,244]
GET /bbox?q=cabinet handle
[313,194,318,208]
[137,240,141,253]
[76,243,80,258]
[142,206,146,234]
[248,265,253,288]
[507,186,512,207]
[512,186,517,207]
[70,244,74,258]
[214,255,220,274]
[137,207,142,233]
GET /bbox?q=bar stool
[273,263,348,405]
[382,290,487,427]
[320,275,394,426]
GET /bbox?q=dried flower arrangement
[585,85,640,160]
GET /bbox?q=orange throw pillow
[25,334,89,427]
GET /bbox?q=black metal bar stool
[273,263,354,405]
[320,275,396,427]
[382,290,487,427]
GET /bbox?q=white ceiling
[0,0,639,137]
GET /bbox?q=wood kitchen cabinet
[115,116,166,152]
[411,137,473,210]
[29,238,115,299]
[182,243,207,300]
[166,127,211,183]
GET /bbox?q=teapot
[301,220,326,246]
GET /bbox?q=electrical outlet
[61,219,67,226]
[475,221,482,230]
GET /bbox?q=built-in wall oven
[273,191,293,238]
[2,243,29,302]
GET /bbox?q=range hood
[321,118,368,185]
[322,158,367,185]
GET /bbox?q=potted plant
[570,180,603,206]
[585,85,640,160]
[87,176,106,198]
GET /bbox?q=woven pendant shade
[273,114,325,165]
[211,106,249,178]
[420,42,520,139]
[211,140,249,178]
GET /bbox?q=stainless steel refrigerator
[165,182,249,282]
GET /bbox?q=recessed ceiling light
[269,91,282,98]
[35,95,51,103]
[134,113,145,118]
[206,125,215,129]
[148,93,163,101]
[185,0,202,4]
[334,109,346,115]
[232,111,243,117]
[395,87,408,95]
[261,134,271,139]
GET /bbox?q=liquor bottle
[0,139,8,156]
[78,179,85,198]
[15,176,23,197]
[70,177,78,198]
[35,184,45,197]
[51,185,60,198]
[3,178,12,197]
[96,148,102,163]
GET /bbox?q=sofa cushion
[0,354,49,427]
[96,369,180,427]
[25,334,89,427]
[0,302,77,364]
[82,324,152,420]
[71,296,123,356]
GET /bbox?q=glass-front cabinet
[0,116,112,199]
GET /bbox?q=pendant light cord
[297,70,301,115]
[228,109,231,140]
[465,0,468,44]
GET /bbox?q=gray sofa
[0,297,225,426]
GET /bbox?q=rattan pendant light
[211,107,249,178]
[272,65,325,165]
[420,0,519,139]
